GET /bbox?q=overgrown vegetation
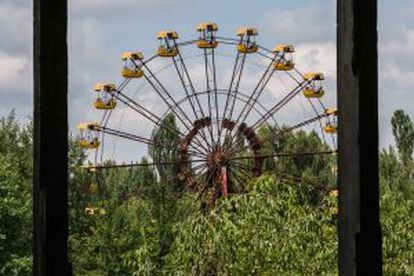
[0,110,413,275]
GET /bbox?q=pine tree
[391,110,414,165]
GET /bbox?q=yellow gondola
[273,44,295,71]
[304,72,324,81]
[325,108,338,116]
[196,22,219,49]
[94,98,117,110]
[122,68,144,78]
[121,51,144,60]
[323,107,338,133]
[157,30,179,57]
[274,60,295,71]
[303,72,325,98]
[85,206,106,216]
[77,122,101,149]
[93,83,117,110]
[236,27,258,54]
[93,83,116,92]
[85,207,95,215]
[324,124,337,134]
[329,189,338,197]
[121,51,144,78]
[273,44,295,53]
[77,122,100,131]
[81,165,97,173]
[303,87,325,98]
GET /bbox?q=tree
[148,114,184,263]
[257,126,336,204]
[391,110,414,165]
[163,175,338,275]
[0,112,32,275]
[0,111,412,274]
[68,144,161,274]
[149,113,181,185]
[381,182,414,275]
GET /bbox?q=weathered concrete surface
[337,0,382,275]
[33,0,71,274]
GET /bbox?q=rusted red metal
[178,117,263,205]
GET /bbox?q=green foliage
[67,113,413,274]
[381,183,414,275]
[148,113,184,262]
[149,113,181,183]
[0,112,32,275]
[67,150,162,274]
[0,111,413,275]
[68,114,185,274]
[70,198,159,275]
[380,110,414,274]
[380,146,414,195]
[163,175,338,275]
[391,109,414,165]
[258,126,336,204]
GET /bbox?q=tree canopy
[0,111,412,274]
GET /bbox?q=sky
[0,0,412,162]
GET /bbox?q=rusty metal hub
[179,117,263,202]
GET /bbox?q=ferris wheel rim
[79,26,337,205]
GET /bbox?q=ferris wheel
[78,22,337,204]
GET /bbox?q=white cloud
[0,52,31,94]
[1,0,413,159]
[262,3,335,44]
[68,18,121,126]
[0,2,32,117]
[0,3,31,55]
[378,24,414,146]
[260,2,337,131]
[295,42,336,78]
[70,0,185,17]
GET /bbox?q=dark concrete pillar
[33,0,71,275]
[337,0,382,275]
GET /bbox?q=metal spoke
[172,58,202,119]
[82,34,337,207]
[171,56,213,150]
[98,109,113,164]
[117,75,210,154]
[224,54,279,150]
[231,162,252,179]
[226,54,247,121]
[141,61,213,150]
[308,98,327,145]
[141,63,193,127]
[227,150,336,162]
[229,111,330,154]
[110,91,210,155]
[174,44,205,117]
[226,81,307,156]
[251,81,306,130]
[202,48,215,146]
[82,157,207,170]
[211,49,220,146]
[95,125,206,159]
[235,54,278,125]
[174,43,214,150]
[219,51,242,141]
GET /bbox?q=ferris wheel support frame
[82,34,338,205]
